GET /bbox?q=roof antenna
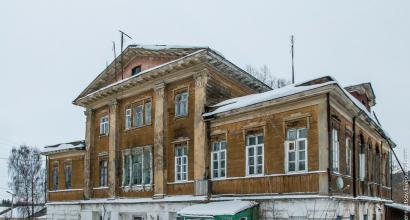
[119,30,133,80]
[112,41,117,80]
[291,35,295,84]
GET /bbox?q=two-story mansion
[42,45,395,220]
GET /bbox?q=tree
[245,64,290,89]
[8,145,44,219]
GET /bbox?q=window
[285,128,307,173]
[125,107,132,129]
[133,217,143,220]
[346,137,352,176]
[359,134,366,181]
[100,116,109,135]
[131,66,141,76]
[332,129,340,172]
[175,143,188,182]
[175,91,188,117]
[133,105,143,127]
[246,134,264,176]
[64,162,72,189]
[211,141,227,179]
[53,162,58,190]
[144,101,151,125]
[99,159,108,187]
[123,147,152,186]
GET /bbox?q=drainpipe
[326,93,332,194]
[352,116,357,198]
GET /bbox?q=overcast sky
[0,0,409,200]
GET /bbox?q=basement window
[131,66,141,76]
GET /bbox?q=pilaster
[108,99,119,197]
[153,82,167,198]
[83,108,94,199]
[193,69,209,195]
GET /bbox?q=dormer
[344,83,376,112]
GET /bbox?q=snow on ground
[177,200,257,216]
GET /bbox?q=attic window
[131,66,141,76]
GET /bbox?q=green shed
[177,200,258,220]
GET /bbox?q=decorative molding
[110,99,118,109]
[84,108,94,117]
[154,82,165,99]
[194,69,209,88]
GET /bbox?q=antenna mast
[119,30,133,80]
[291,35,295,84]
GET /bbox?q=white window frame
[175,91,188,117]
[133,105,144,128]
[122,146,152,187]
[346,137,352,176]
[64,162,72,189]
[99,116,109,135]
[175,143,188,182]
[332,129,340,172]
[285,128,308,173]
[99,159,108,187]
[144,100,152,125]
[52,162,58,190]
[245,133,264,176]
[125,107,132,129]
[211,140,227,179]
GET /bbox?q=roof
[345,82,376,106]
[204,75,394,146]
[177,200,258,217]
[41,140,85,155]
[385,203,410,212]
[73,44,270,106]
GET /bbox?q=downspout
[352,116,357,198]
[326,93,332,194]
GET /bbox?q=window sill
[93,186,109,190]
[99,134,109,138]
[124,124,152,132]
[211,177,227,181]
[174,115,188,120]
[285,170,308,174]
[121,184,152,192]
[245,174,264,178]
[169,180,191,184]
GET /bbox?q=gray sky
[0,0,409,200]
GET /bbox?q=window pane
[299,162,306,171]
[289,142,295,151]
[249,166,254,175]
[220,151,225,160]
[257,135,264,144]
[220,141,226,150]
[298,140,306,150]
[299,151,306,160]
[287,129,297,140]
[257,146,263,155]
[257,156,263,165]
[257,165,263,174]
[212,143,219,151]
[145,102,151,125]
[143,149,151,184]
[248,137,256,145]
[248,147,254,156]
[213,170,218,178]
[289,152,295,161]
[289,162,295,171]
[220,169,226,177]
[220,160,226,169]
[298,128,307,138]
[213,161,218,169]
[213,153,218,160]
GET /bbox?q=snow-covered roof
[385,203,410,212]
[177,200,257,217]
[204,75,394,146]
[41,140,85,155]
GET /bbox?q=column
[317,98,329,194]
[193,69,209,195]
[153,82,167,198]
[84,108,94,199]
[108,99,119,197]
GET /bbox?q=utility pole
[118,30,133,80]
[291,35,295,84]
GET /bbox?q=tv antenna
[119,30,133,80]
[291,35,295,84]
